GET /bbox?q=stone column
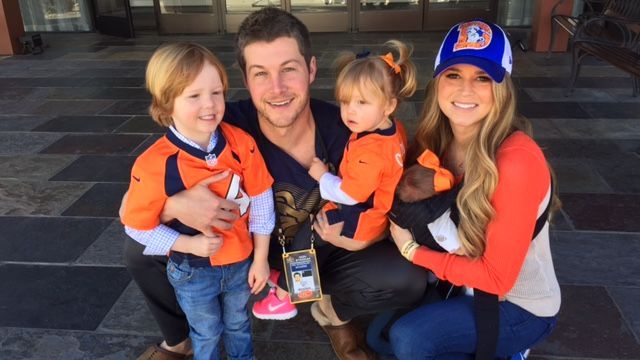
[530,0,574,53]
[0,0,26,55]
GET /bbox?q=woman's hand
[389,220,415,253]
[313,210,369,251]
[162,171,240,236]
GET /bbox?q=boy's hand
[248,259,270,294]
[189,234,223,257]
[308,157,328,181]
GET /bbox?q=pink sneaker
[252,288,297,320]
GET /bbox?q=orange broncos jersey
[122,122,273,266]
[330,119,406,242]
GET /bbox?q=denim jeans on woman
[389,294,557,360]
[167,256,253,360]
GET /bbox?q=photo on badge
[282,249,323,303]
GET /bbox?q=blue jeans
[167,257,253,360]
[389,295,557,360]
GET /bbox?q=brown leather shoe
[137,344,190,360]
[311,302,378,360]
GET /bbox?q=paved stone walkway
[0,31,639,359]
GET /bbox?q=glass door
[154,0,220,34]
[358,0,424,32]
[424,0,498,30]
[93,0,135,37]
[224,0,348,33]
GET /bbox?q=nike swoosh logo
[132,175,141,182]
[358,160,368,164]
[268,302,288,312]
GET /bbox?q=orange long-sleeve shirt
[413,132,553,297]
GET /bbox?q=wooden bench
[548,0,607,57]
[567,0,640,96]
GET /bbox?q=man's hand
[188,234,224,257]
[313,210,370,251]
[162,171,239,236]
[247,259,270,295]
[308,157,328,181]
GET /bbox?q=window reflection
[160,0,214,14]
[19,0,92,31]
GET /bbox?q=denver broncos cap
[434,20,513,83]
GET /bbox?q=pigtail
[382,40,417,101]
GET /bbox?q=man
[124,8,427,360]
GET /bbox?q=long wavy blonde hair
[409,74,558,258]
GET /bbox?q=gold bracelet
[401,240,419,261]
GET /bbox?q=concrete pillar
[0,0,25,55]
[531,0,574,53]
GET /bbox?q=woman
[388,20,561,359]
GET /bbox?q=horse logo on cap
[453,21,492,51]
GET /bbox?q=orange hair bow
[416,149,455,192]
[380,53,401,74]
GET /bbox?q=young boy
[121,42,274,360]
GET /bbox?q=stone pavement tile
[560,193,640,232]
[50,155,135,183]
[551,118,640,139]
[21,77,93,87]
[608,287,640,344]
[114,115,164,134]
[550,210,573,231]
[551,231,640,287]
[0,216,112,262]
[253,341,336,360]
[537,138,630,161]
[31,100,116,116]
[0,115,53,131]
[518,102,591,119]
[0,264,131,330]
[513,77,559,88]
[536,285,640,359]
[517,88,533,103]
[76,220,126,266]
[91,88,150,100]
[591,153,640,194]
[0,87,38,100]
[0,154,76,180]
[98,282,162,337]
[62,183,128,218]
[0,327,156,360]
[32,115,131,133]
[525,88,615,103]
[548,159,612,193]
[98,100,150,115]
[554,76,632,89]
[88,77,144,87]
[40,134,148,155]
[130,134,163,156]
[269,302,328,342]
[530,119,564,139]
[0,132,63,155]
[580,102,640,119]
[40,87,104,100]
[0,180,91,216]
[605,89,640,103]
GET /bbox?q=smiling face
[437,63,494,138]
[171,61,225,148]
[339,85,396,134]
[243,36,316,129]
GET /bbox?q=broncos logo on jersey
[454,21,492,51]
